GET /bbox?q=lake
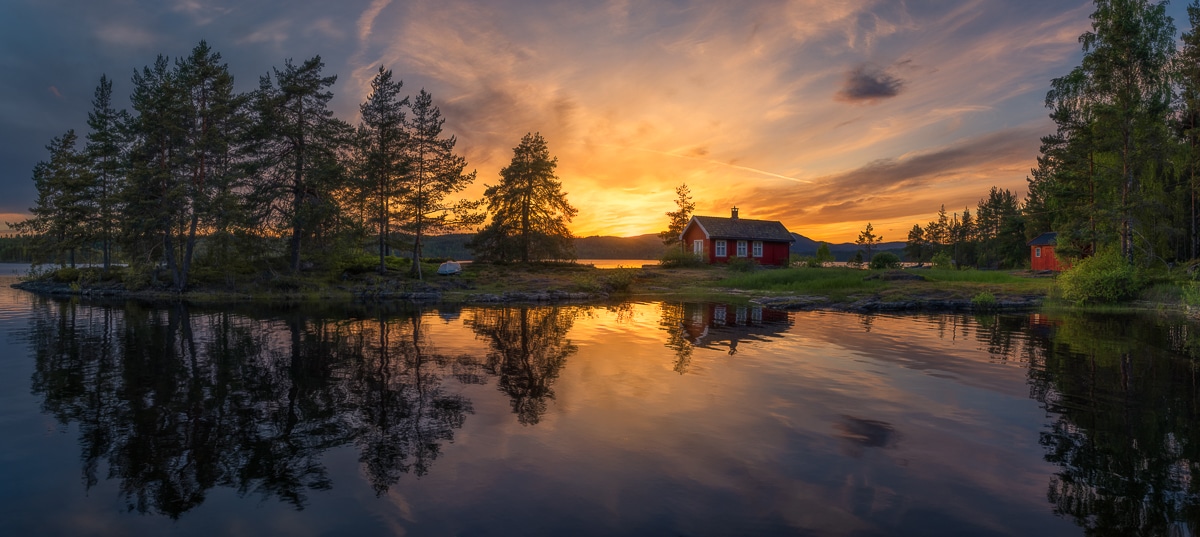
[0,276,1196,536]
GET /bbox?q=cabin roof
[1027,232,1057,247]
[684,216,795,242]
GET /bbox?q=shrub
[869,252,901,270]
[848,251,864,269]
[1058,247,1143,305]
[52,267,81,283]
[1183,282,1200,310]
[805,257,823,268]
[971,291,997,310]
[660,249,706,268]
[601,267,639,292]
[931,252,953,270]
[726,257,758,273]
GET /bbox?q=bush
[601,267,639,292]
[848,251,864,269]
[869,252,901,270]
[931,252,953,270]
[1183,282,1200,310]
[50,267,80,283]
[660,249,706,268]
[726,257,758,273]
[1058,247,1143,305]
[971,291,997,310]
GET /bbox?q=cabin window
[1035,247,1042,258]
[752,241,763,257]
[715,240,727,257]
[736,241,748,257]
[693,240,704,256]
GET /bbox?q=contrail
[582,142,811,184]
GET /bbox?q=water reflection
[658,302,792,373]
[465,306,578,425]
[15,294,1200,535]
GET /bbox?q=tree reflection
[24,298,480,516]
[347,314,474,494]
[1023,313,1200,536]
[465,306,578,425]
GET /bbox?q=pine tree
[470,133,577,263]
[251,56,348,273]
[175,41,242,287]
[84,75,127,270]
[855,222,881,263]
[358,66,409,274]
[15,131,93,266]
[658,183,695,248]
[123,55,188,284]
[401,89,482,279]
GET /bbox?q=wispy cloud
[47,86,62,99]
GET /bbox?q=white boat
[437,261,462,275]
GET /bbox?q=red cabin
[679,208,795,267]
[1028,232,1067,271]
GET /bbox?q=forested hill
[423,233,669,260]
[422,232,904,261]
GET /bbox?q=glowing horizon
[1,1,1149,244]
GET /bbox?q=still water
[0,277,1197,536]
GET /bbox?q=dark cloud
[835,63,903,103]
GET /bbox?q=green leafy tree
[358,66,409,274]
[855,222,882,262]
[658,183,695,248]
[1178,0,1200,259]
[470,133,578,263]
[400,89,482,279]
[1062,0,1176,262]
[814,242,834,265]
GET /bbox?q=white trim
[715,240,727,257]
[1035,246,1041,258]
[752,241,763,257]
[736,240,748,257]
[679,217,710,241]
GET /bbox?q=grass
[918,269,1028,283]
[716,267,885,293]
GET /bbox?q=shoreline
[8,265,1053,314]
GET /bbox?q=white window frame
[715,240,727,257]
[693,240,704,256]
[1035,246,1042,258]
[752,241,763,257]
[736,240,748,257]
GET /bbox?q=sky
[0,0,1192,242]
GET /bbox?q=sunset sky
[1,0,1190,242]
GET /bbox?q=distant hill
[575,234,667,259]
[422,232,905,261]
[789,233,905,261]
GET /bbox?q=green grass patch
[717,267,884,293]
[919,269,1027,284]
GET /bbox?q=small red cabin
[679,208,795,267]
[1028,232,1067,271]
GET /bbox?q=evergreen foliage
[12,43,491,289]
[401,89,483,279]
[658,183,695,247]
[470,133,577,263]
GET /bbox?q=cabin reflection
[676,303,791,355]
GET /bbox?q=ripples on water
[0,287,1198,536]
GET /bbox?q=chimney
[731,207,739,220]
